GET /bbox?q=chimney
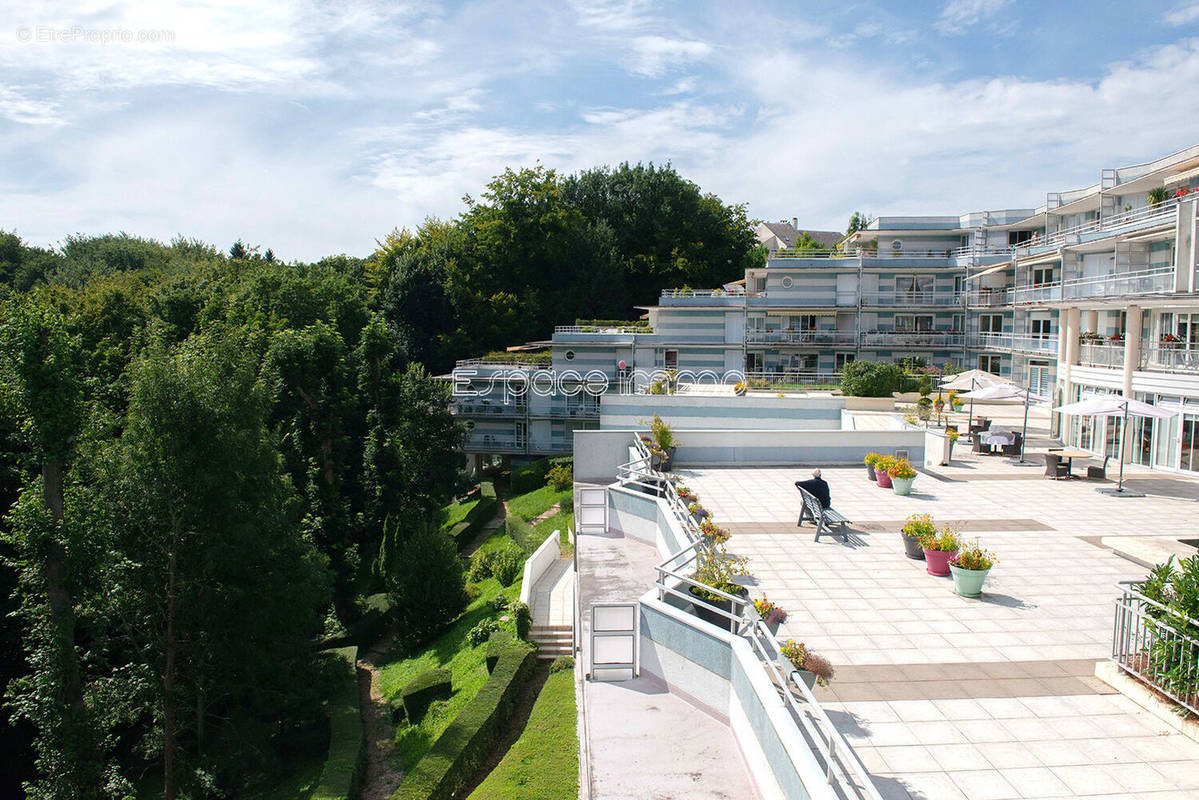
[791,217,798,229]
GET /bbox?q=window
[835,352,855,370]
[745,352,762,373]
[896,275,933,299]
[664,349,678,370]
[791,314,817,331]
[564,350,575,360]
[954,275,966,294]
[1032,266,1055,286]
[980,314,1003,334]
[1031,318,1051,340]
[979,354,1002,373]
[1008,230,1034,245]
[780,276,793,288]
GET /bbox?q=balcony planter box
[775,658,819,690]
[875,472,892,489]
[901,532,925,560]
[923,547,957,577]
[891,476,916,496]
[949,563,990,598]
[688,585,748,633]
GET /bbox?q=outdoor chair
[1001,432,1022,457]
[796,486,850,543]
[1044,453,1070,480]
[971,433,985,453]
[1087,456,1110,481]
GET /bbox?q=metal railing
[967,288,1012,307]
[1019,195,1184,251]
[743,370,843,388]
[464,435,526,452]
[1079,343,1126,369]
[454,402,523,416]
[660,288,744,298]
[454,357,550,369]
[554,325,651,335]
[1112,580,1199,715]
[859,331,965,348]
[1010,283,1061,305]
[745,330,858,346]
[770,246,1011,261]
[1060,266,1175,300]
[1143,347,1199,373]
[615,435,882,800]
[859,291,965,307]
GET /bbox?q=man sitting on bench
[795,469,831,510]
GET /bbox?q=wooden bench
[796,486,851,542]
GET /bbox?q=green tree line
[0,161,756,798]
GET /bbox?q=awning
[1165,165,1199,187]
[966,262,1013,281]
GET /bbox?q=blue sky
[2,0,1199,261]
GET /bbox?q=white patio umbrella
[941,370,1012,425]
[1054,396,1178,496]
[960,383,1045,465]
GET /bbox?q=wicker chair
[1044,453,1070,479]
[1001,432,1022,457]
[1087,456,1110,480]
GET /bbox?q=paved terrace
[679,408,1199,800]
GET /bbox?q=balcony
[967,287,1012,307]
[542,405,600,419]
[553,324,651,341]
[859,331,965,349]
[1016,195,1183,253]
[1079,343,1126,369]
[1142,347,1199,374]
[859,291,965,308]
[1060,266,1175,301]
[454,401,523,417]
[968,333,1057,354]
[464,435,526,453]
[659,289,745,307]
[745,330,858,347]
[1010,283,1061,305]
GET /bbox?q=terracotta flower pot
[923,547,956,577]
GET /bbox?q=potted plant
[949,541,997,598]
[675,485,697,503]
[733,381,747,396]
[687,502,709,522]
[944,429,960,464]
[933,393,945,417]
[753,596,787,636]
[688,547,750,633]
[1149,186,1168,208]
[874,455,896,488]
[949,390,963,412]
[648,414,678,469]
[863,452,881,481]
[917,396,932,422]
[919,525,961,577]
[1162,332,1183,349]
[778,640,835,689]
[900,513,934,561]
[888,458,917,496]
[699,518,730,545]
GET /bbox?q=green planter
[891,476,916,496]
[949,564,991,598]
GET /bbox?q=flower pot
[776,655,816,688]
[765,620,781,637]
[659,446,676,471]
[891,475,915,496]
[950,564,991,598]
[797,669,818,689]
[902,532,926,560]
[952,402,964,412]
[866,463,876,481]
[923,548,956,577]
[689,585,747,633]
[875,472,892,488]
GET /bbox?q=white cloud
[0,85,62,125]
[627,36,713,77]
[936,0,1014,34]
[1165,2,1199,26]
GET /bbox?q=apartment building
[451,143,1199,476]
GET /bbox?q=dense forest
[0,162,757,798]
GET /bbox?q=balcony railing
[967,288,1012,307]
[771,246,1014,261]
[1011,283,1061,305]
[465,435,526,452]
[554,325,650,335]
[660,288,743,298]
[744,370,843,388]
[1019,194,1184,251]
[745,330,858,346]
[1079,342,1126,369]
[543,405,600,418]
[454,402,523,416]
[968,333,1057,354]
[1142,347,1199,373]
[859,291,965,307]
[860,331,965,348]
[1060,266,1175,300]
[1112,580,1199,716]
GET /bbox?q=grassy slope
[379,570,524,771]
[534,510,574,554]
[440,498,480,530]
[466,669,579,800]
[506,485,572,522]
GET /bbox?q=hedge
[449,482,497,551]
[312,647,366,800]
[399,667,452,723]
[510,458,570,494]
[503,515,537,554]
[393,637,537,800]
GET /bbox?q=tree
[846,212,872,235]
[228,239,248,260]
[385,518,466,651]
[0,293,101,800]
[793,231,831,253]
[102,328,329,797]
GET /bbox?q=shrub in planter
[944,428,960,464]
[645,413,678,469]
[900,513,935,561]
[688,546,751,632]
[753,595,788,635]
[919,525,961,577]
[864,452,881,481]
[949,541,997,598]
[778,640,835,688]
[399,667,453,723]
[888,458,918,496]
[874,456,896,488]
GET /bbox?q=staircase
[530,624,573,660]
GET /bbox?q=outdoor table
[1057,448,1092,477]
[980,428,1014,453]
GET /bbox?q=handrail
[1111,579,1199,715]
[555,325,651,335]
[1019,195,1184,251]
[616,432,882,799]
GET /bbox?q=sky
[2,0,1199,262]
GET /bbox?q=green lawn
[379,572,524,771]
[506,485,572,522]
[466,669,579,800]
[440,498,480,530]
[534,510,574,554]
